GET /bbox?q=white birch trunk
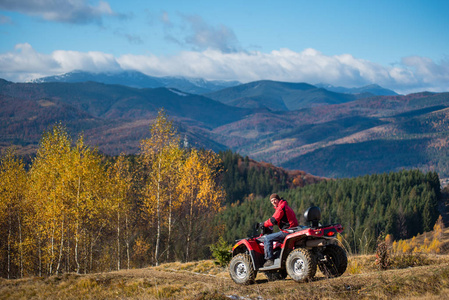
[187,180,193,262]
[49,205,56,275]
[56,219,64,275]
[155,157,161,266]
[18,215,23,278]
[38,237,42,277]
[75,177,81,274]
[125,214,130,270]
[117,211,121,271]
[166,193,172,261]
[7,215,11,279]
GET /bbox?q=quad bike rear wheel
[229,253,256,285]
[286,248,317,282]
[318,244,348,277]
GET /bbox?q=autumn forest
[0,110,225,279]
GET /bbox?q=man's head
[269,193,281,207]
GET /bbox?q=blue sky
[0,0,448,94]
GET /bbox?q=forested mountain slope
[0,79,251,154]
[214,92,449,177]
[217,169,441,254]
[205,80,357,111]
[219,150,325,204]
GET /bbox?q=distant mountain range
[2,75,448,178]
[315,83,398,96]
[30,70,241,94]
[30,70,398,98]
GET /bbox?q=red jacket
[264,199,298,231]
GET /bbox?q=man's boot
[263,259,274,267]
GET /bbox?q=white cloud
[0,43,120,81]
[52,50,121,72]
[0,0,115,24]
[181,14,240,53]
[401,56,449,84]
[1,43,448,95]
[161,12,240,53]
[118,49,449,94]
[0,43,60,81]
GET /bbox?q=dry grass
[412,226,449,253]
[1,255,449,300]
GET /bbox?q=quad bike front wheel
[286,248,317,282]
[318,244,348,277]
[229,253,256,285]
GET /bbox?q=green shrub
[209,237,232,267]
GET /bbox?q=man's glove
[255,222,265,231]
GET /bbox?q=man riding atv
[262,193,298,267]
[229,200,348,284]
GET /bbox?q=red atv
[229,206,347,284]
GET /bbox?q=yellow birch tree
[0,148,27,278]
[106,154,133,270]
[68,136,108,274]
[26,124,72,276]
[163,146,183,261]
[140,109,183,266]
[177,148,225,261]
[27,124,108,275]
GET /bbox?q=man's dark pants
[263,231,288,260]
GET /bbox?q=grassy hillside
[2,255,449,299]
